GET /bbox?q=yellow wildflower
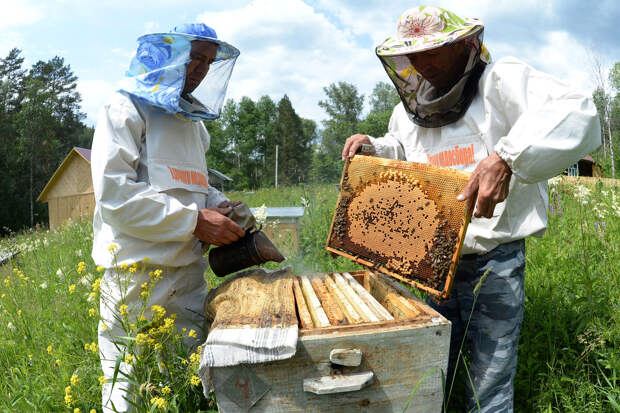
[181,359,188,365]
[68,284,76,294]
[89,308,96,317]
[128,266,137,273]
[143,257,151,263]
[189,352,200,365]
[47,345,53,355]
[154,342,163,351]
[151,305,166,320]
[77,261,86,274]
[4,278,10,287]
[17,309,22,317]
[136,333,148,345]
[108,244,118,252]
[161,386,171,395]
[119,263,128,271]
[188,329,197,338]
[124,354,134,365]
[190,375,201,386]
[119,304,129,316]
[71,374,80,386]
[64,393,73,406]
[55,359,61,366]
[1,293,5,298]
[90,410,97,413]
[98,375,106,385]
[74,408,81,413]
[65,385,72,394]
[150,397,167,409]
[96,266,104,273]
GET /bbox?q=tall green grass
[0,181,618,412]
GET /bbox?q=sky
[1,0,619,127]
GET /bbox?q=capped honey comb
[326,155,473,300]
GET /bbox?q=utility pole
[275,144,278,188]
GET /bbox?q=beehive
[327,155,473,300]
[211,270,449,413]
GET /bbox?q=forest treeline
[1,48,618,234]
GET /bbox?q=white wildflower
[300,196,310,208]
[56,268,63,278]
[573,185,591,205]
[76,249,82,257]
[79,276,91,287]
[40,282,47,289]
[254,204,268,226]
[548,176,562,187]
[7,322,16,331]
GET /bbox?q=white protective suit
[91,91,228,412]
[369,56,601,254]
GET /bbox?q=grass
[0,181,618,412]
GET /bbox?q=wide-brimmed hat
[376,6,490,63]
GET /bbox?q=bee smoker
[208,203,285,277]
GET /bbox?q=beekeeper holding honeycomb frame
[342,6,600,412]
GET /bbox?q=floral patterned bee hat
[376,6,491,128]
[120,23,239,121]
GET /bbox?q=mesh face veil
[375,7,491,128]
[120,24,239,121]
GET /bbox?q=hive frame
[326,155,473,301]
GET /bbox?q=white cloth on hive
[198,267,298,392]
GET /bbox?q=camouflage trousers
[427,239,526,413]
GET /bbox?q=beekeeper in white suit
[91,23,244,412]
[343,6,601,413]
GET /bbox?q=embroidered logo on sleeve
[167,166,209,189]
[427,144,475,168]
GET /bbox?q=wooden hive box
[211,270,450,413]
[211,154,466,412]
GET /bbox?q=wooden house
[566,155,603,177]
[37,147,95,229]
[208,168,233,191]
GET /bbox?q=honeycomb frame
[326,155,473,301]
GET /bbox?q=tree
[316,82,364,182]
[589,54,617,178]
[0,52,91,233]
[358,81,400,138]
[368,81,400,113]
[273,95,312,186]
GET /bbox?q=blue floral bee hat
[119,23,240,121]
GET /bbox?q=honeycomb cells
[347,173,439,274]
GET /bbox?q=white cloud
[143,21,161,34]
[77,79,118,126]
[0,0,45,27]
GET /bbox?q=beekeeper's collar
[376,6,491,128]
[119,23,239,121]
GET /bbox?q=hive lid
[326,155,473,301]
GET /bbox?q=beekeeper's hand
[342,134,371,161]
[194,207,245,246]
[457,152,512,219]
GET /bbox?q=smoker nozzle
[208,230,285,277]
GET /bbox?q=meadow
[0,179,618,412]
